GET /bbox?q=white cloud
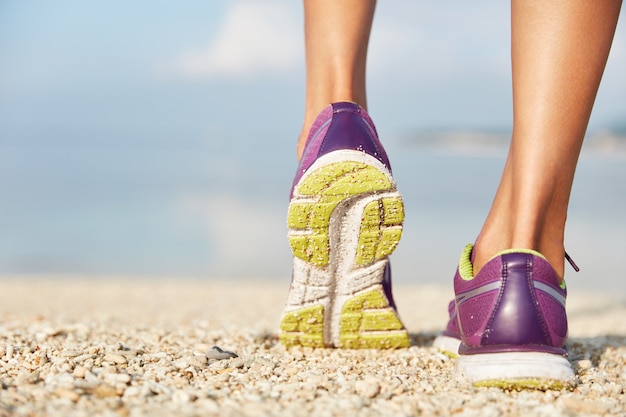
[176,1,302,80]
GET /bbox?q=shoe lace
[565,251,580,272]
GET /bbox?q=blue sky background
[1,1,625,289]
[2,1,624,137]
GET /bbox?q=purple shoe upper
[291,102,392,197]
[441,299,461,340]
[382,261,400,311]
[454,248,568,356]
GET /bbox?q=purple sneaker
[439,244,576,389]
[432,299,462,357]
[279,102,409,349]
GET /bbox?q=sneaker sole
[456,351,577,390]
[432,335,461,358]
[280,150,409,349]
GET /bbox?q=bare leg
[297,0,377,159]
[473,0,622,279]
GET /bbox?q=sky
[1,1,625,285]
[1,0,625,142]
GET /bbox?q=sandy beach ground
[0,279,625,417]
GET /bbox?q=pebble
[73,366,88,379]
[5,345,14,360]
[0,281,624,417]
[172,390,193,404]
[355,378,381,399]
[206,346,238,360]
[561,397,613,414]
[285,366,300,376]
[60,349,82,358]
[575,359,593,372]
[174,355,207,369]
[122,386,142,398]
[103,372,132,385]
[55,388,80,402]
[73,354,95,363]
[103,354,127,365]
[92,384,119,399]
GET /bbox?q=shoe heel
[281,150,408,348]
[279,286,410,349]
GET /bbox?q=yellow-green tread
[474,378,574,391]
[282,157,407,349]
[279,304,325,348]
[339,289,410,349]
[287,161,400,267]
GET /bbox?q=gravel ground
[0,279,625,417]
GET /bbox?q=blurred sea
[1,126,625,294]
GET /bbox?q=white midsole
[457,351,576,383]
[432,335,461,357]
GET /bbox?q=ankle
[297,130,308,161]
